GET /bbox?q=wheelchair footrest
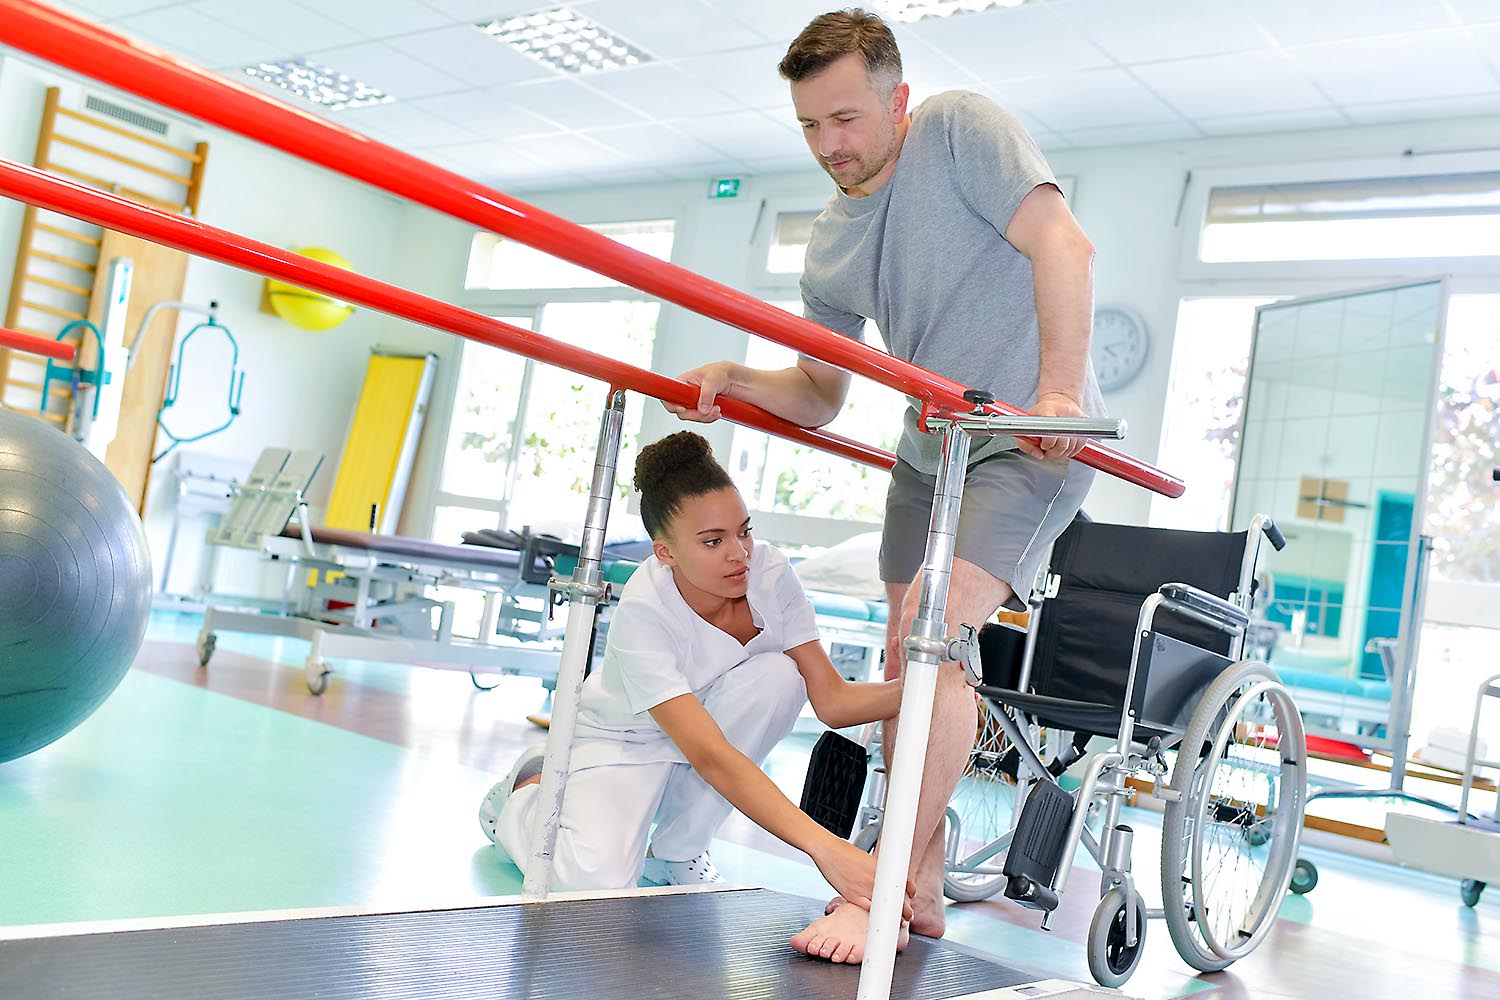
[1002,778,1074,912]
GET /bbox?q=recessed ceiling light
[880,0,1030,23]
[474,7,653,75]
[243,59,394,111]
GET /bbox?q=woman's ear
[652,536,675,567]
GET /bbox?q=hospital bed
[195,448,890,695]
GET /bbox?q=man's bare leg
[791,558,1010,957]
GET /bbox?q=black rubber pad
[1,889,1037,999]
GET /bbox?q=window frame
[1176,151,1500,286]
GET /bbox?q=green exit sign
[709,177,741,199]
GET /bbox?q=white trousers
[495,651,807,891]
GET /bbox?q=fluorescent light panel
[880,0,1029,23]
[475,7,652,75]
[244,59,393,110]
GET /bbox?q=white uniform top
[571,542,820,770]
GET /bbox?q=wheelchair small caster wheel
[1088,886,1146,988]
[1289,857,1318,894]
[1462,879,1486,907]
[197,633,216,667]
[1245,821,1271,847]
[305,658,331,695]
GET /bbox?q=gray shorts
[879,450,1094,610]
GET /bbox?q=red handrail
[0,159,893,471]
[0,326,76,361]
[0,0,1184,499]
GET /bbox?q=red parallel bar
[0,160,892,471]
[0,0,1183,500]
[0,326,76,361]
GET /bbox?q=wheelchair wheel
[1160,659,1306,971]
[1087,886,1146,988]
[943,698,1020,902]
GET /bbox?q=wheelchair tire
[1087,886,1146,988]
[1461,879,1485,907]
[1160,659,1306,970]
[943,699,1020,903]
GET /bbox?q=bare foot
[791,897,909,964]
[824,895,943,938]
[910,891,946,939]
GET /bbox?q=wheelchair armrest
[1158,582,1249,633]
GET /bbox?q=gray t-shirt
[801,90,1105,474]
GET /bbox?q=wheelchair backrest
[1026,518,1248,716]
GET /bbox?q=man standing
[668,9,1101,962]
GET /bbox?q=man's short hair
[778,9,903,96]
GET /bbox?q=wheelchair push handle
[1261,519,1286,551]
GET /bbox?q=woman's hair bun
[633,430,714,492]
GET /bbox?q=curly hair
[634,431,735,539]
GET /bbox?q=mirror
[1231,279,1445,747]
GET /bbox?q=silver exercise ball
[0,408,151,763]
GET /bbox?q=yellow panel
[325,354,425,531]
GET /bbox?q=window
[465,219,675,290]
[1427,294,1500,585]
[430,301,659,540]
[1149,297,1274,532]
[765,210,819,275]
[505,300,659,532]
[728,302,905,528]
[1200,171,1500,263]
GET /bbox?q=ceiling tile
[657,159,753,181]
[907,4,1111,81]
[1245,0,1453,46]
[115,7,284,68]
[1341,92,1500,125]
[305,41,470,100]
[497,77,647,130]
[307,0,451,40]
[506,130,629,170]
[587,64,748,120]
[742,154,820,177]
[419,0,570,19]
[334,100,486,147]
[1060,121,1202,148]
[411,90,563,137]
[1288,30,1498,104]
[582,122,732,164]
[1052,0,1272,64]
[386,24,553,88]
[47,0,170,17]
[1448,0,1500,23]
[698,0,828,46]
[676,44,796,110]
[1193,107,1350,136]
[669,109,807,162]
[991,68,1183,132]
[583,0,764,59]
[889,28,978,89]
[423,138,544,172]
[1132,50,1332,118]
[189,0,364,55]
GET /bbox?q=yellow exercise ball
[265,247,356,331]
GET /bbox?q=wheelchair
[852,513,1307,988]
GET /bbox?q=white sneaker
[641,851,726,886]
[478,745,546,845]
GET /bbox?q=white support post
[857,424,969,1000]
[521,388,625,901]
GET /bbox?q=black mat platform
[1,889,1039,999]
